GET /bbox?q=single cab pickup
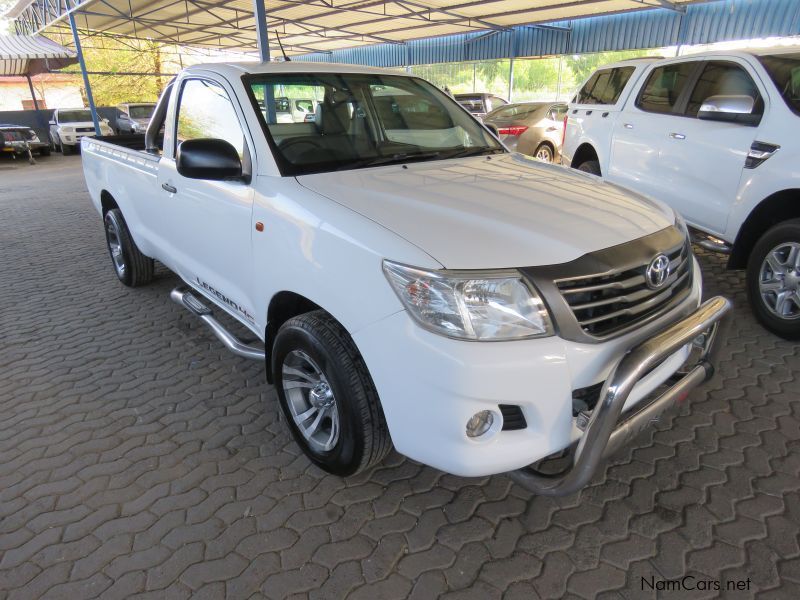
[82,62,730,495]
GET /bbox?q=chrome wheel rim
[535,146,552,162]
[282,350,339,453]
[105,216,126,277]
[759,241,800,320]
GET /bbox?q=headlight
[61,126,73,132]
[383,260,553,341]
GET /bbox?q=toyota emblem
[646,254,671,289]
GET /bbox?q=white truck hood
[297,154,674,269]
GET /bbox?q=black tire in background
[39,147,51,157]
[746,219,800,340]
[272,310,392,476]
[60,141,72,155]
[103,208,154,287]
[576,160,601,176]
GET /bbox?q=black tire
[272,310,391,476]
[103,208,154,287]
[60,141,72,155]
[746,219,800,340]
[39,147,51,157]
[534,143,554,163]
[576,160,601,176]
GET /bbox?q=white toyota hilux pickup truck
[562,49,800,339]
[81,62,730,495]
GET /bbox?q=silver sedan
[483,102,568,162]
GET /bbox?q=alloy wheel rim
[105,216,126,277]
[759,241,800,320]
[536,146,552,162]
[282,350,340,453]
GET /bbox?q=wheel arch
[100,190,119,216]
[264,291,323,383]
[729,189,800,269]
[571,142,599,171]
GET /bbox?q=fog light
[466,410,494,438]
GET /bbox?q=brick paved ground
[1,153,799,599]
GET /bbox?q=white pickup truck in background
[81,61,729,495]
[562,49,800,339]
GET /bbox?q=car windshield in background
[129,105,155,119]
[454,96,484,112]
[758,52,800,116]
[246,73,503,176]
[486,103,545,120]
[59,110,92,122]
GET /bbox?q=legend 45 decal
[195,277,255,324]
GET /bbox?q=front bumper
[509,295,730,495]
[2,141,47,154]
[354,260,729,482]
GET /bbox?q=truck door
[655,60,762,235]
[608,61,700,205]
[157,77,257,327]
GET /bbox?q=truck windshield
[128,105,155,119]
[245,73,504,176]
[758,52,800,116]
[59,110,92,123]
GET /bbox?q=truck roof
[184,61,409,79]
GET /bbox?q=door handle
[161,183,177,193]
[623,123,634,129]
[669,132,686,140]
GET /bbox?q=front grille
[555,240,692,338]
[76,127,95,133]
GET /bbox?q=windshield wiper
[444,147,505,159]
[337,151,442,170]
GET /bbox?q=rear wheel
[576,160,601,176]
[103,208,154,287]
[534,143,554,163]
[747,219,800,340]
[272,310,391,476]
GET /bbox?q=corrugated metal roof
[0,35,77,76]
[6,0,706,55]
[294,0,800,66]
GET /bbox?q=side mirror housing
[48,119,55,125]
[176,138,242,181]
[697,94,760,125]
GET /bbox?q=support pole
[68,10,101,135]
[507,30,517,102]
[26,75,40,111]
[253,0,270,62]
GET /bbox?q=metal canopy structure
[7,0,701,56]
[0,34,76,76]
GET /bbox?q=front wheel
[576,160,601,176]
[747,219,800,339]
[272,310,391,476]
[103,208,154,287]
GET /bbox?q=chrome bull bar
[509,296,732,496]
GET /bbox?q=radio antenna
[276,32,291,62]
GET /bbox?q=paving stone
[1,159,799,599]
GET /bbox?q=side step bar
[170,287,264,361]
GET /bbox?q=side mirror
[697,95,759,125]
[176,138,242,181]
[484,122,500,137]
[49,119,55,125]
[119,112,129,119]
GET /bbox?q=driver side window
[175,79,245,158]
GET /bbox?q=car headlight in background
[383,260,553,341]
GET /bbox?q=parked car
[0,124,50,157]
[274,97,318,123]
[116,103,156,134]
[484,102,568,162]
[80,62,729,494]
[49,108,113,155]
[562,49,800,339]
[454,92,508,118]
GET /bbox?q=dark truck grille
[76,127,95,133]
[555,239,692,338]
